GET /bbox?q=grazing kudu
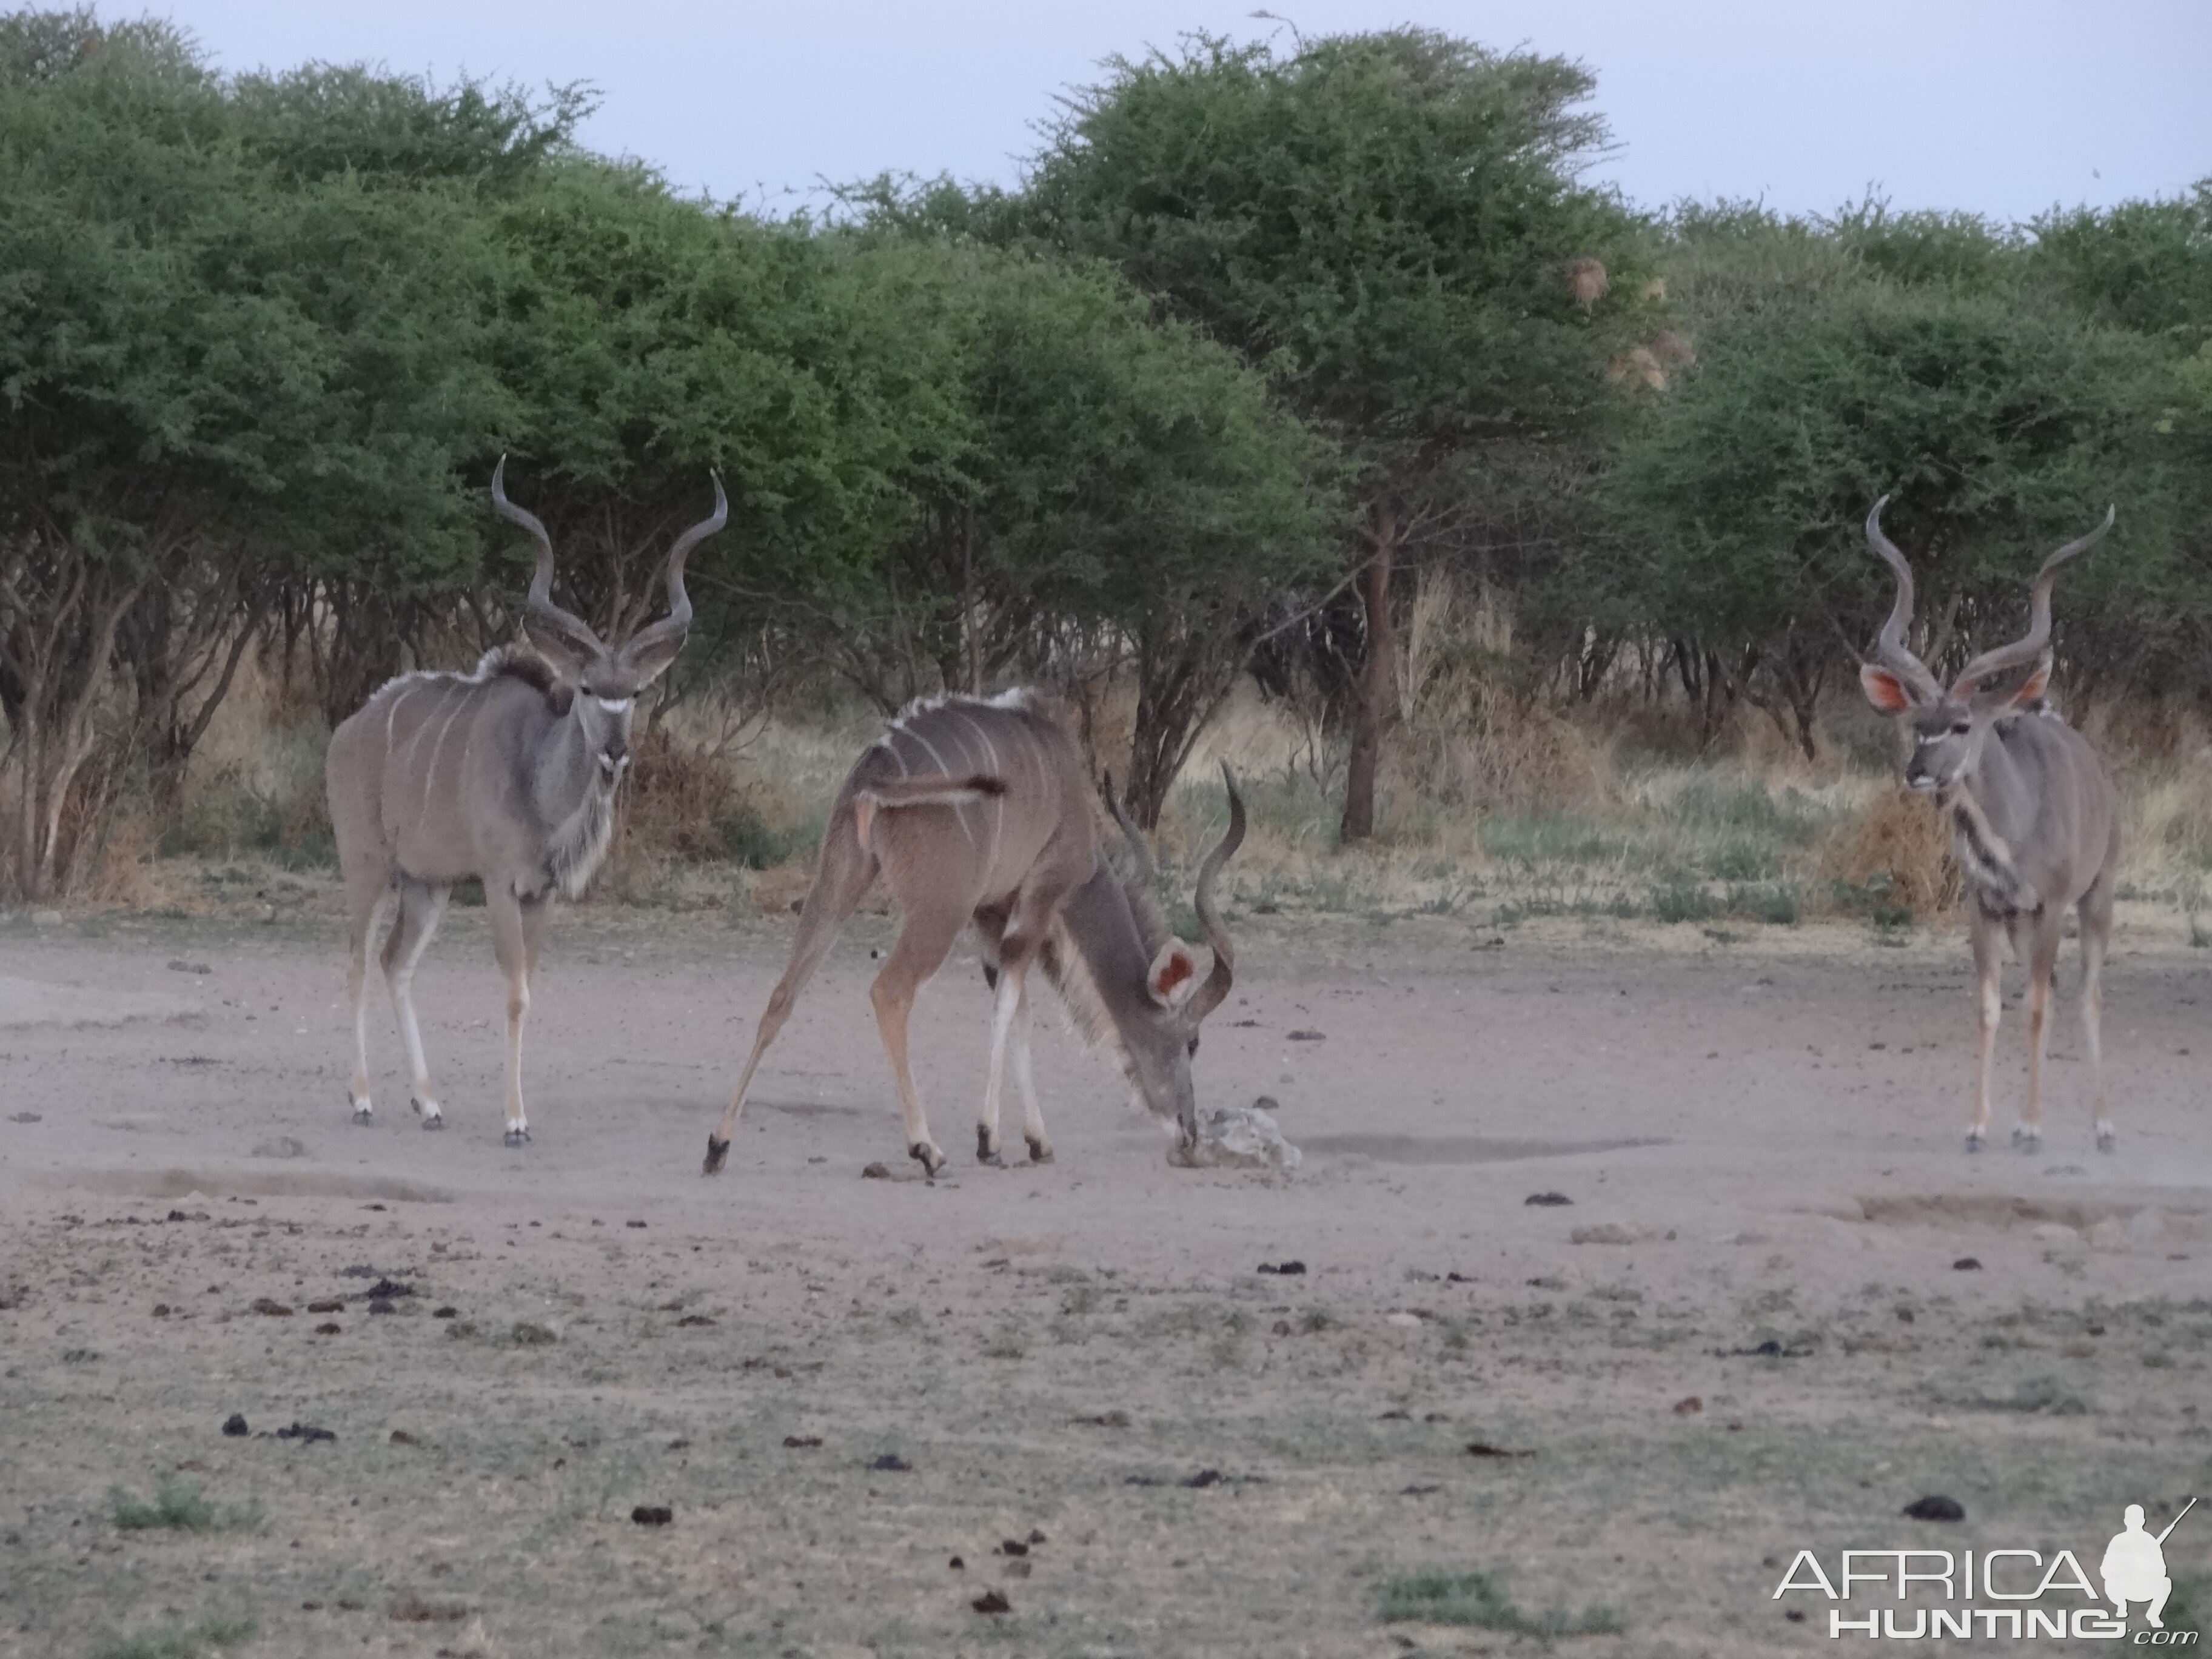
[326,461,726,1144]
[702,692,1246,1176]
[1857,496,2120,1151]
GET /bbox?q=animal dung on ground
[387,1595,469,1623]
[1171,1102,1301,1170]
[1672,1395,1704,1416]
[782,1436,822,1449]
[276,1422,336,1443]
[631,1506,674,1526]
[152,1304,170,1317]
[1953,1257,1983,1271]
[1465,1441,1534,1459]
[1256,1260,1306,1275]
[675,1313,716,1327]
[306,1299,344,1314]
[996,1539,1030,1557]
[1903,1495,1966,1522]
[1286,1029,1325,1041]
[971,1589,1011,1615]
[251,1298,294,1316]
[363,1279,415,1299]
[432,1306,458,1318]
[1070,1410,1130,1429]
[1525,1191,1572,1206]
[862,1162,892,1180]
[314,1322,341,1336]
[221,1413,249,1437]
[390,1430,420,1447]
[1182,1469,1225,1489]
[870,1453,911,1472]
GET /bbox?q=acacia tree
[1608,278,2192,748]
[1015,28,1647,837]
[0,18,509,892]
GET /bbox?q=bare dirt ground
[1,899,2207,1658]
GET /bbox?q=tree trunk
[1339,503,1400,842]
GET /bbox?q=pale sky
[153,1,2208,223]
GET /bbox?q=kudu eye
[1950,720,1971,736]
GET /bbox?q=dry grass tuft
[1822,782,1957,916]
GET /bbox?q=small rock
[1181,1469,1224,1488]
[251,1298,295,1316]
[996,1539,1030,1557]
[221,1413,249,1437]
[1256,1260,1306,1275]
[390,1430,420,1446]
[314,1322,341,1336]
[1570,1224,1639,1245]
[949,1555,964,1570]
[1903,1495,1965,1522]
[433,1307,458,1318]
[971,1589,1011,1615]
[152,1304,170,1317]
[1952,1257,1982,1272]
[631,1506,673,1526]
[782,1436,822,1449]
[862,1162,892,1179]
[307,1300,344,1314]
[1673,1395,1703,1416]
[1524,1191,1572,1207]
[675,1314,715,1327]
[275,1423,335,1443]
[1466,1441,1533,1458]
[363,1279,415,1299]
[1286,1029,1325,1042]
[870,1453,910,1472]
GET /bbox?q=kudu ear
[621,626,686,690]
[1146,940,1201,1011]
[520,613,602,676]
[2008,657,2052,709]
[1860,663,1919,715]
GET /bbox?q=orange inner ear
[2011,662,2051,706]
[1153,951,1195,995]
[1860,664,1915,715]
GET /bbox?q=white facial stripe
[595,696,632,714]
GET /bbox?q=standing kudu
[1857,496,2120,1151]
[703,692,1245,1176]
[326,460,726,1144]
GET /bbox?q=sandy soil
[1,900,2207,1658]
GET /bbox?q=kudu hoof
[1963,1130,1985,1153]
[703,1134,731,1176]
[412,1099,443,1130]
[1026,1137,1053,1165]
[2011,1125,2041,1152]
[910,1141,947,1178]
[503,1127,531,1148]
[976,1125,1004,1167]
[2096,1127,2116,1154]
[349,1099,373,1125]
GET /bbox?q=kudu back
[326,460,726,1144]
[703,692,1245,1176]
[1857,497,2121,1151]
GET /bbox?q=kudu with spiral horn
[703,697,1246,1175]
[326,460,726,1144]
[1857,496,2121,1151]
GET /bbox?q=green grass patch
[109,1475,259,1533]
[93,1617,256,1659]
[1379,1569,1621,1637]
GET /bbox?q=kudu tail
[703,797,880,1174]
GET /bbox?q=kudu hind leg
[383,878,452,1128]
[2080,871,2116,1150]
[870,909,965,1176]
[344,880,392,1121]
[705,809,876,1175]
[2014,908,2066,1151]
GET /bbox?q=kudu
[1858,496,2120,1151]
[702,692,1246,1176]
[327,460,726,1144]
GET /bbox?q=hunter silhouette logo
[1773,1495,2200,1641]
[2105,1499,2196,1632]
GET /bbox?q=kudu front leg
[488,886,549,1147]
[869,916,961,1177]
[1966,914,2003,1151]
[2014,910,2066,1152]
